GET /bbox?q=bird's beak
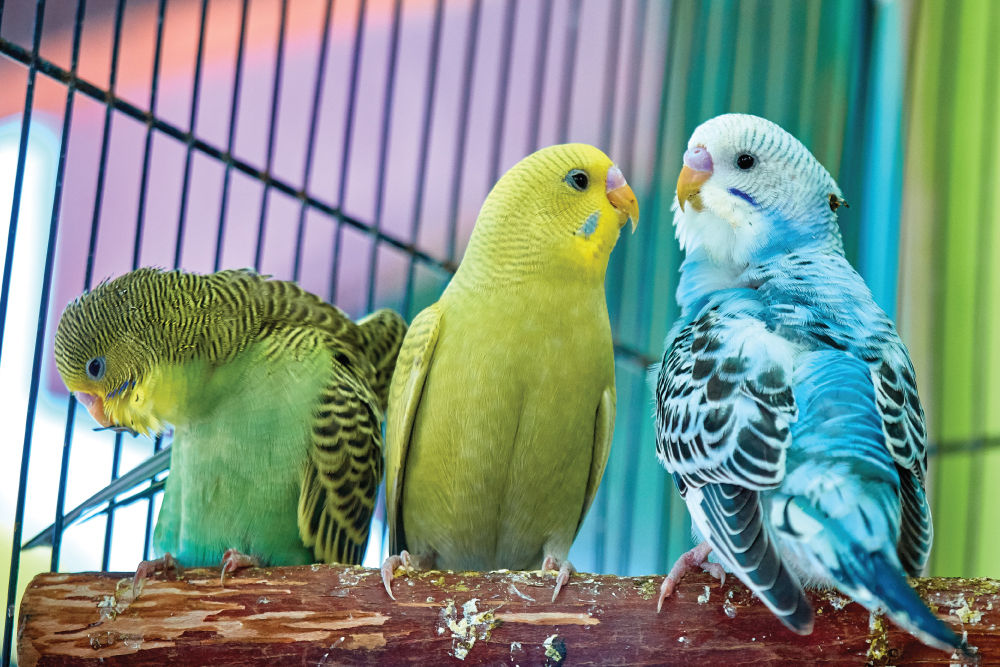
[606,165,639,233]
[75,391,112,428]
[677,145,713,212]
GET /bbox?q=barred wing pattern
[655,292,813,633]
[298,345,384,565]
[751,253,932,576]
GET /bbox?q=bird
[381,143,639,601]
[52,267,406,588]
[653,113,962,653]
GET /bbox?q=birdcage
[2,0,999,663]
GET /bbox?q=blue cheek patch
[728,187,758,207]
[106,380,133,400]
[576,211,600,239]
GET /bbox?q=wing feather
[385,304,442,555]
[298,350,383,565]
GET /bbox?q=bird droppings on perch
[17,566,997,665]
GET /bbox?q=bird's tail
[777,494,961,653]
[860,551,963,652]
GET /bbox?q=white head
[672,114,846,266]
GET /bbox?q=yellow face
[54,285,165,436]
[470,143,639,277]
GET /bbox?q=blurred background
[1,0,998,659]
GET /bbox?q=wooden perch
[17,565,998,665]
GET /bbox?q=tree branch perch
[17,565,997,665]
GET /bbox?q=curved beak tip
[606,165,639,233]
[676,165,712,213]
[75,391,112,428]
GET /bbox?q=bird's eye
[736,154,756,170]
[86,356,106,381]
[565,169,589,191]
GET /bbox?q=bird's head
[456,143,639,285]
[54,269,198,436]
[673,114,846,266]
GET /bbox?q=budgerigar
[381,144,639,601]
[53,268,405,585]
[653,114,961,652]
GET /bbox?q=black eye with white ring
[565,169,589,191]
[736,154,756,170]
[86,356,106,381]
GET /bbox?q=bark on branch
[17,565,998,665]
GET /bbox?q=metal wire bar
[87,0,128,573]
[926,0,961,574]
[0,38,457,276]
[213,0,251,271]
[327,0,367,300]
[525,0,552,153]
[172,0,210,268]
[614,0,652,572]
[141,435,165,562]
[1,0,51,660]
[131,0,168,270]
[655,0,695,571]
[129,0,169,564]
[48,0,90,574]
[555,0,579,144]
[292,0,335,282]
[962,0,1000,574]
[0,0,45,370]
[400,0,445,318]
[364,0,403,312]
[100,432,124,571]
[253,0,289,271]
[485,0,516,187]
[444,0,481,264]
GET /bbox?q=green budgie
[381,144,639,600]
[53,268,405,585]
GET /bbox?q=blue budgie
[653,113,962,653]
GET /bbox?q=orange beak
[605,165,639,232]
[676,165,711,212]
[75,391,112,428]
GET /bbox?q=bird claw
[657,542,724,613]
[219,548,258,586]
[380,550,412,600]
[542,555,576,602]
[132,552,179,599]
[93,425,139,436]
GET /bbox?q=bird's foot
[220,548,259,586]
[380,550,413,600]
[132,552,180,599]
[542,555,576,602]
[657,542,725,612]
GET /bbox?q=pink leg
[132,552,180,599]
[542,555,576,602]
[220,548,260,586]
[657,542,726,612]
[380,550,412,600]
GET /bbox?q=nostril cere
[683,146,713,172]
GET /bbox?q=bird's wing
[385,304,442,555]
[655,293,798,489]
[576,385,614,535]
[655,292,812,633]
[354,308,408,413]
[22,445,171,550]
[871,343,932,576]
[758,253,932,576]
[297,340,384,565]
